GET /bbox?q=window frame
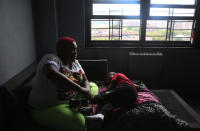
[85,0,199,48]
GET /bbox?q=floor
[191,104,200,116]
[178,93,200,116]
[187,100,200,116]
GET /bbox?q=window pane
[146,29,166,41]
[146,20,167,28]
[91,29,109,37]
[146,29,166,37]
[172,37,190,41]
[173,9,195,16]
[146,37,166,41]
[93,4,140,16]
[122,20,140,40]
[173,30,191,37]
[150,8,195,17]
[123,19,140,26]
[110,37,120,40]
[91,20,109,28]
[122,35,139,40]
[123,27,140,35]
[173,21,193,29]
[150,8,169,16]
[170,20,192,41]
[146,20,167,41]
[151,0,195,5]
[91,37,109,40]
[123,27,140,40]
[91,19,140,40]
[111,29,121,36]
[111,20,120,28]
[93,0,140,4]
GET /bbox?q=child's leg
[89,83,137,125]
[92,83,137,107]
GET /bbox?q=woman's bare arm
[83,75,91,91]
[43,64,93,99]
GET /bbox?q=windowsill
[85,41,196,49]
[85,46,195,49]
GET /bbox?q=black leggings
[93,83,138,121]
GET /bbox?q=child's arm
[107,78,118,90]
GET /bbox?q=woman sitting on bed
[28,37,97,131]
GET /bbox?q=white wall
[0,0,36,85]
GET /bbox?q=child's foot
[85,114,104,130]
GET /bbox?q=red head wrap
[56,37,76,53]
[58,37,76,43]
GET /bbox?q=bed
[91,81,200,131]
[1,59,200,131]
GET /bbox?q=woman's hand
[43,64,95,101]
[81,87,94,101]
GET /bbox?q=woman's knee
[90,82,99,95]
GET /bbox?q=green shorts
[30,82,98,131]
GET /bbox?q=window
[91,19,140,40]
[85,0,198,47]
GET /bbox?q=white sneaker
[85,114,104,130]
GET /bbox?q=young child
[85,72,138,130]
[94,72,137,106]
